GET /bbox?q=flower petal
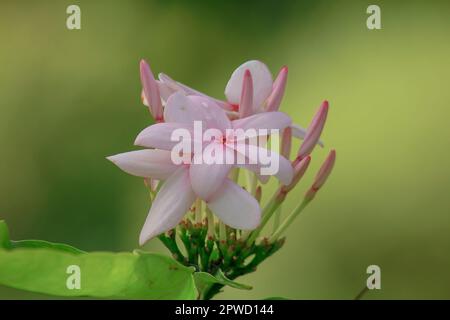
[164,92,207,124]
[234,145,294,185]
[134,122,194,150]
[232,111,291,133]
[239,69,254,118]
[140,60,163,121]
[236,163,270,184]
[207,179,261,230]
[189,150,233,200]
[139,167,196,245]
[225,60,273,110]
[141,89,148,106]
[107,149,179,180]
[164,93,231,133]
[142,82,175,106]
[159,72,233,111]
[157,80,176,103]
[188,96,231,132]
[265,66,288,112]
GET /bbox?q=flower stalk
[269,199,310,241]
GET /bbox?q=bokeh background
[1,0,450,299]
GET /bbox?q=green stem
[219,222,227,242]
[229,167,240,183]
[245,194,282,245]
[202,282,225,300]
[245,171,257,195]
[157,233,185,263]
[272,182,284,232]
[272,205,282,233]
[270,199,310,241]
[354,286,369,300]
[206,208,215,239]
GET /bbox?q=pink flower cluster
[108,60,334,245]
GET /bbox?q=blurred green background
[1,0,450,299]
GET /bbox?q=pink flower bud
[266,66,288,112]
[305,149,336,201]
[283,155,311,193]
[297,100,329,160]
[140,59,163,122]
[239,69,254,118]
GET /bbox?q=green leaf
[194,269,252,292]
[0,220,84,254]
[194,272,218,294]
[0,220,11,249]
[0,221,197,299]
[264,296,289,300]
[0,248,197,299]
[9,240,85,254]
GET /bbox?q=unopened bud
[266,66,288,112]
[283,155,311,193]
[305,150,336,201]
[239,69,254,118]
[297,100,328,160]
[280,127,292,159]
[140,59,163,122]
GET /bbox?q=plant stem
[203,283,225,300]
[206,208,215,239]
[272,205,282,232]
[354,286,369,300]
[270,199,310,241]
[245,194,282,245]
[272,182,284,232]
[219,222,227,242]
[229,167,240,183]
[157,232,185,263]
[245,171,257,196]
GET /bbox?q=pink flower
[108,150,261,245]
[224,60,279,114]
[158,60,324,145]
[159,60,284,115]
[238,69,254,118]
[139,59,179,121]
[135,92,294,189]
[108,93,293,245]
